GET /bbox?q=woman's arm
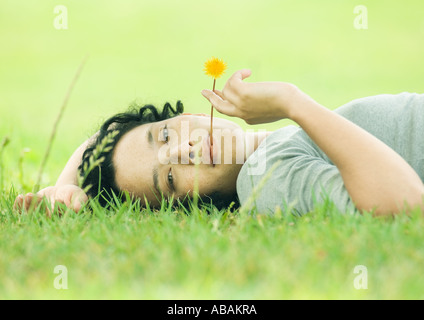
[202,69,424,215]
[55,138,92,186]
[290,92,424,215]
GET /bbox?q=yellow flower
[204,57,227,79]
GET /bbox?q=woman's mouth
[203,133,218,165]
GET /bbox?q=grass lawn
[1,0,424,299]
[1,195,424,299]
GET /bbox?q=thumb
[71,190,88,213]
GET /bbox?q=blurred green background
[1,0,424,190]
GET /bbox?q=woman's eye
[167,168,175,190]
[162,125,169,143]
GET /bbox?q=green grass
[1,0,424,299]
[1,191,424,299]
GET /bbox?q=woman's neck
[244,130,272,161]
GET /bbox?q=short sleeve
[236,126,357,216]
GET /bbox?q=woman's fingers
[13,194,24,211]
[230,69,252,84]
[13,185,88,216]
[14,193,39,212]
[14,192,54,215]
[24,193,39,211]
[212,89,225,100]
[201,69,253,118]
[201,89,238,117]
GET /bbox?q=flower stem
[210,78,216,165]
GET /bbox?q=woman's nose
[169,140,199,164]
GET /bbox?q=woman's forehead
[112,123,157,198]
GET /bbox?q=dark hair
[78,101,239,210]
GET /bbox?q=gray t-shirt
[236,92,424,215]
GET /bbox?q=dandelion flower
[204,57,227,79]
[203,57,227,166]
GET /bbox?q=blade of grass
[34,56,88,192]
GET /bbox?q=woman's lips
[202,133,218,165]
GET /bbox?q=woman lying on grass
[14,69,424,216]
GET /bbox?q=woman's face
[112,114,246,207]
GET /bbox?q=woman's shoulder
[237,125,324,182]
[339,91,424,105]
[335,92,424,117]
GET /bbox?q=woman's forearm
[55,138,92,187]
[289,92,424,215]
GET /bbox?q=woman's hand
[14,184,88,216]
[201,69,302,125]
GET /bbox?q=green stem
[34,56,88,192]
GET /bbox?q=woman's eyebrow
[147,123,154,146]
